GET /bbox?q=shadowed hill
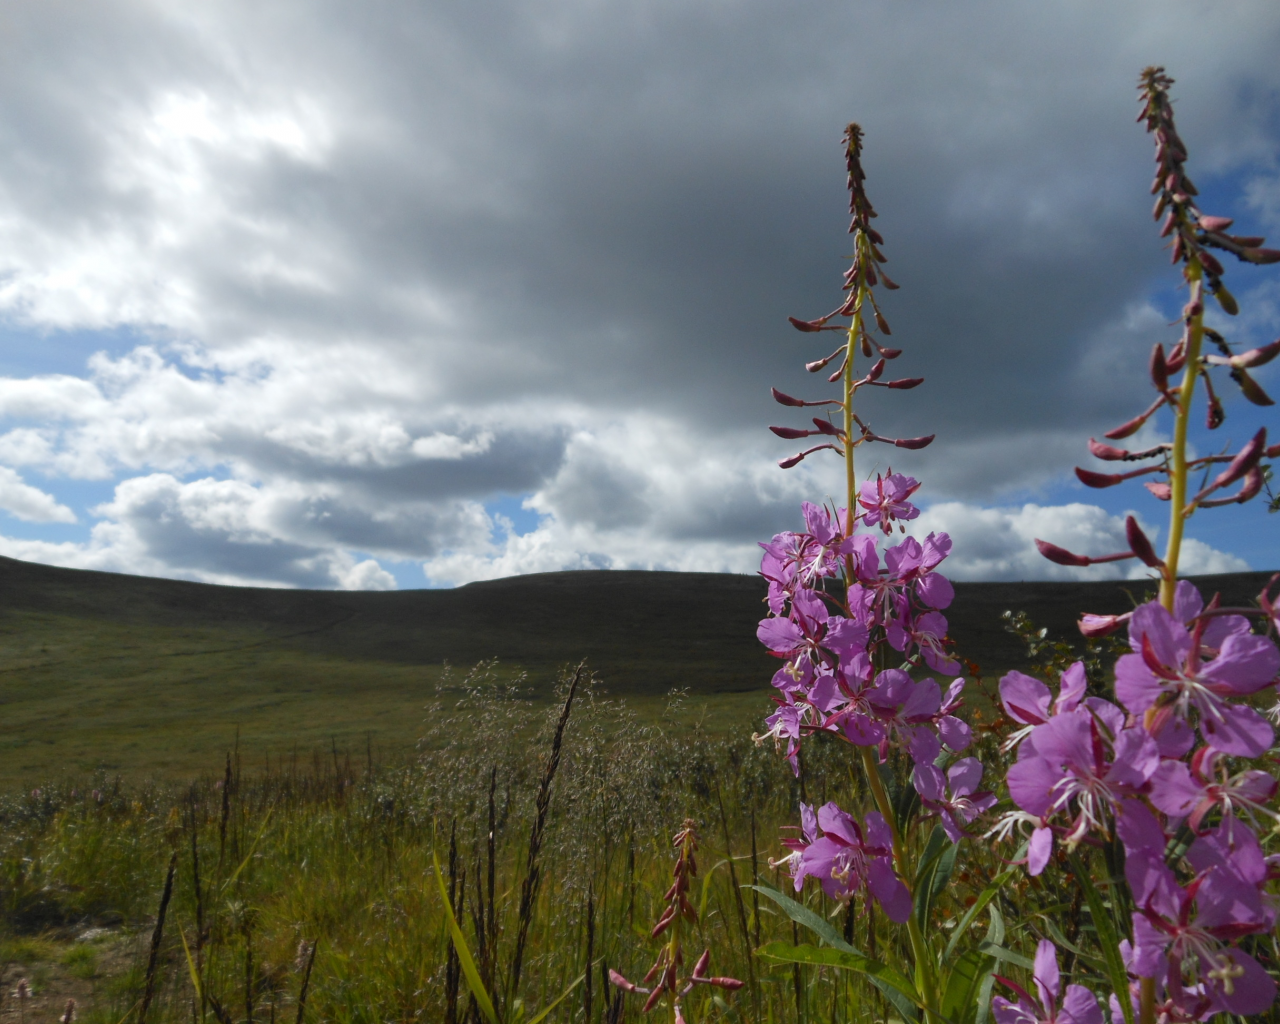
[0,555,1273,785]
[0,554,1273,688]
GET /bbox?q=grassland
[0,554,1272,789]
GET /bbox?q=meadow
[0,559,1276,1024]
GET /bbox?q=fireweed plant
[990,68,1280,1024]
[751,123,999,1024]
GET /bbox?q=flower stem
[858,746,937,1023]
[1138,976,1156,1024]
[1160,261,1204,612]
[844,281,865,524]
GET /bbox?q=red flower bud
[1144,481,1172,500]
[1078,613,1130,638]
[1198,215,1234,232]
[1231,368,1274,407]
[892,434,934,450]
[1241,247,1280,264]
[788,316,838,332]
[1035,540,1091,567]
[810,418,841,437]
[770,426,817,439]
[609,970,639,993]
[1088,438,1130,461]
[1213,284,1238,316]
[885,377,924,389]
[1125,516,1163,569]
[1076,468,1123,488]
[1211,428,1266,490]
[1149,344,1168,391]
[879,270,899,290]
[1229,338,1280,369]
[874,310,891,335]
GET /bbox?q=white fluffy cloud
[0,467,76,523]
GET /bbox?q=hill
[0,554,1272,786]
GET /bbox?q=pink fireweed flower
[867,670,971,759]
[1147,746,1279,836]
[757,586,870,670]
[857,471,921,534]
[888,608,959,674]
[992,939,1103,1024]
[1115,592,1279,758]
[1005,706,1159,870]
[998,662,1088,752]
[780,801,911,921]
[913,756,996,842]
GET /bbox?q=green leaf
[941,906,1003,1024]
[432,848,499,1024]
[943,869,1014,961]
[526,971,586,1024]
[913,825,959,932]
[756,942,923,1010]
[1070,854,1133,1024]
[749,884,919,1023]
[748,885,856,953]
[975,942,1034,972]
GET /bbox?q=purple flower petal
[1033,939,1060,1011]
[867,856,912,922]
[1028,826,1053,876]
[1060,985,1104,1024]
[1200,702,1274,758]
[999,671,1052,726]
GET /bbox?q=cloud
[0,0,1272,586]
[908,501,1249,582]
[0,467,76,523]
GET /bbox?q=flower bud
[1078,613,1129,638]
[1125,515,1163,568]
[692,951,711,978]
[892,435,934,450]
[788,316,834,332]
[885,377,924,389]
[866,357,885,382]
[879,270,900,290]
[1087,438,1129,461]
[810,418,841,437]
[1144,481,1172,500]
[1229,338,1280,368]
[1198,215,1234,232]
[1227,235,1265,248]
[1149,343,1168,391]
[1211,427,1267,490]
[609,970,639,993]
[1159,211,1176,237]
[770,426,817,439]
[1035,540,1091,567]
[1241,247,1280,264]
[874,310,891,335]
[771,387,805,407]
[1231,368,1275,407]
[1075,468,1123,488]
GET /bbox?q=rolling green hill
[0,554,1272,787]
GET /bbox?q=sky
[0,0,1276,590]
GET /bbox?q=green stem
[844,281,865,524]
[1138,977,1156,1024]
[1160,262,1204,613]
[858,746,937,1023]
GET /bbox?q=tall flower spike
[608,820,742,1017]
[1037,68,1279,609]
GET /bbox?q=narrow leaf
[755,942,923,1010]
[526,971,586,1024]
[1070,855,1133,1024]
[943,869,1015,961]
[975,942,1035,971]
[432,848,499,1024]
